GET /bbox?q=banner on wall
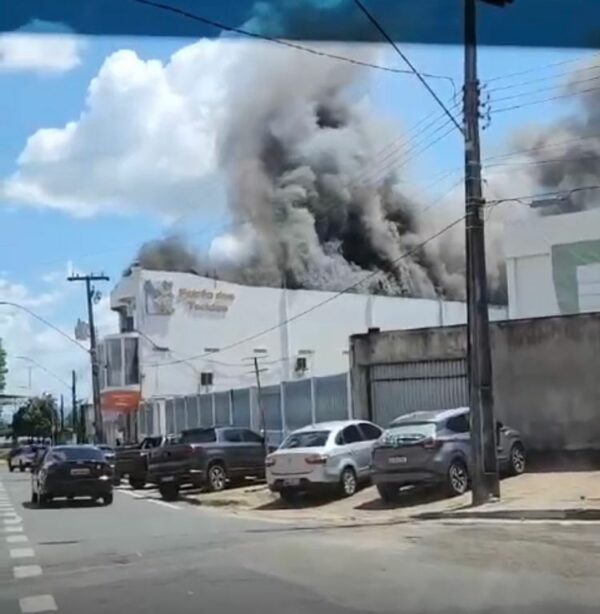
[101,390,141,414]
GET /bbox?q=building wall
[108,267,507,398]
[350,313,600,452]
[504,209,600,319]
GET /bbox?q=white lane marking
[19,594,57,613]
[13,565,43,579]
[10,547,35,559]
[148,499,181,511]
[118,489,144,499]
[4,516,22,524]
[3,525,24,533]
[7,534,29,543]
[2,510,16,515]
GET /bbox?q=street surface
[2,469,600,614]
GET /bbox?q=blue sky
[0,29,595,405]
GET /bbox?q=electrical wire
[130,0,456,86]
[492,84,600,115]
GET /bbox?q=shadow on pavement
[354,486,451,511]
[22,498,103,510]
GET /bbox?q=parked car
[371,407,526,502]
[9,444,47,472]
[115,435,176,489]
[97,444,119,484]
[31,445,114,506]
[148,426,267,501]
[265,420,383,501]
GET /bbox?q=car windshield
[280,431,330,449]
[50,447,106,462]
[381,423,437,445]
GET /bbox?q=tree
[12,395,59,439]
[0,338,7,392]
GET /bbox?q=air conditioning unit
[295,357,308,373]
[200,372,214,387]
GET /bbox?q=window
[358,422,383,441]
[50,446,105,462]
[124,337,139,385]
[223,429,244,443]
[281,431,330,449]
[106,338,123,387]
[446,414,470,434]
[337,425,362,445]
[180,429,216,444]
[242,430,263,443]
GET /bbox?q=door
[338,424,369,475]
[241,429,267,475]
[357,422,383,474]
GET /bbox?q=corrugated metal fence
[137,372,350,445]
[369,358,468,426]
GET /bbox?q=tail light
[421,438,443,450]
[305,454,328,465]
[265,455,276,467]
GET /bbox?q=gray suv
[371,407,525,502]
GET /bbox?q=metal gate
[369,359,467,427]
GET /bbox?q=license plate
[388,456,408,465]
[283,478,300,487]
[70,468,90,476]
[161,476,176,483]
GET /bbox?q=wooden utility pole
[253,357,269,456]
[67,273,109,443]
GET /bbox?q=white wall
[504,209,600,319]
[109,267,506,398]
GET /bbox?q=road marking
[13,565,43,579]
[7,534,29,543]
[148,499,181,511]
[19,594,57,613]
[118,489,144,499]
[4,516,22,525]
[2,510,16,516]
[10,547,35,558]
[3,525,24,533]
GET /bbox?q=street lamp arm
[0,301,90,355]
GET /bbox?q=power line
[130,0,456,86]
[149,214,466,368]
[492,84,600,115]
[352,0,463,135]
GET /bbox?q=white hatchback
[265,420,383,501]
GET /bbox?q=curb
[412,508,600,521]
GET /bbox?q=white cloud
[0,33,83,74]
[3,39,236,218]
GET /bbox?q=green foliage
[12,395,59,439]
[0,338,7,392]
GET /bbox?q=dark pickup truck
[115,436,176,489]
[148,426,267,501]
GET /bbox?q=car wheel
[102,493,114,506]
[19,463,25,473]
[31,491,38,504]
[8,463,14,472]
[509,443,526,476]
[339,467,357,497]
[128,476,146,490]
[159,482,180,501]
[446,459,469,496]
[376,483,401,503]
[38,493,51,508]
[279,488,298,503]
[207,463,227,492]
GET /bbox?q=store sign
[101,390,141,414]
[144,280,175,315]
[177,288,235,315]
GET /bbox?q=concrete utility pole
[252,357,269,456]
[67,273,109,444]
[464,0,511,504]
[71,370,79,443]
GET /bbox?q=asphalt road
[2,468,600,614]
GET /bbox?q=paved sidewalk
[168,471,600,525]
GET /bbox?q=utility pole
[463,0,511,504]
[253,357,269,457]
[67,273,109,444]
[71,370,78,443]
[59,394,64,442]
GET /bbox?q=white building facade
[504,209,600,319]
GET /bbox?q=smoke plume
[139,41,475,300]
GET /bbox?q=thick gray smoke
[512,60,600,215]
[137,41,505,301]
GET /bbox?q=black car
[31,445,114,506]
